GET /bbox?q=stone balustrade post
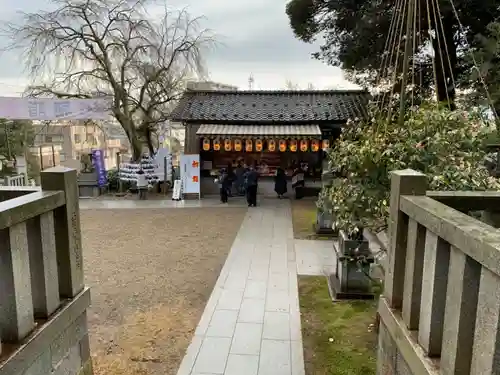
[40,166,84,298]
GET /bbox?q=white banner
[0,97,112,120]
[180,154,200,195]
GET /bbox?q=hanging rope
[434,0,456,103]
[373,1,399,109]
[424,0,439,106]
[411,0,418,108]
[385,0,408,121]
[429,0,451,108]
[378,0,405,114]
[447,0,499,120]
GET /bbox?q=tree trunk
[144,127,155,156]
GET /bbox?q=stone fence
[378,168,500,375]
[0,166,92,375]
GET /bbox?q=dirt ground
[80,208,247,375]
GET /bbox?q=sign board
[91,149,107,187]
[180,154,200,195]
[0,97,111,120]
[153,147,172,182]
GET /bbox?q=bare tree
[3,0,214,160]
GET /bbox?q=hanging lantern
[213,139,221,151]
[202,138,211,151]
[278,139,287,152]
[224,138,232,151]
[300,139,308,152]
[268,139,276,152]
[311,139,320,152]
[245,139,253,152]
[289,139,297,152]
[322,139,330,150]
[255,139,263,152]
[234,139,242,152]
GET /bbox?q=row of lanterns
[202,138,330,152]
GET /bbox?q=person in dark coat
[218,168,231,203]
[244,165,259,207]
[234,162,246,196]
[226,163,235,197]
[292,164,306,200]
[274,167,287,198]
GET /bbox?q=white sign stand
[180,154,201,200]
[172,179,183,201]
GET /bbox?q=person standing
[292,163,305,200]
[217,168,230,203]
[274,167,287,199]
[244,164,259,207]
[234,162,245,196]
[136,168,148,200]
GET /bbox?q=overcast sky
[0,0,358,96]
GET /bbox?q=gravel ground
[80,208,247,375]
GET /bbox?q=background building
[31,120,129,170]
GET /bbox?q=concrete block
[402,219,425,330]
[27,212,60,318]
[41,167,84,298]
[50,313,88,368]
[0,222,35,341]
[52,343,82,375]
[386,170,427,309]
[22,350,51,375]
[418,232,450,356]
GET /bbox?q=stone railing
[2,175,27,187]
[0,166,92,375]
[378,169,500,375]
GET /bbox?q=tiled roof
[196,124,322,136]
[170,90,370,123]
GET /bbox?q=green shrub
[318,105,500,236]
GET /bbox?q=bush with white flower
[318,105,500,237]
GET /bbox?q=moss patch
[291,199,331,240]
[299,276,378,375]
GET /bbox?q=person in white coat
[137,168,148,200]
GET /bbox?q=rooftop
[170,89,370,124]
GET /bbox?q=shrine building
[169,89,370,195]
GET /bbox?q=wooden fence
[378,169,500,374]
[0,166,88,362]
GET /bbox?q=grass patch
[299,276,378,375]
[291,199,331,240]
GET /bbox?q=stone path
[295,239,336,276]
[176,199,304,375]
[79,197,249,210]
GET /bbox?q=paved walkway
[176,200,304,375]
[79,197,250,210]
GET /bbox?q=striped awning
[196,124,321,136]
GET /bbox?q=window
[59,153,66,162]
[87,135,97,145]
[45,135,63,143]
[74,134,81,143]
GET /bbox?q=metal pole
[51,144,56,166]
[116,152,122,193]
[398,0,415,126]
[164,155,167,196]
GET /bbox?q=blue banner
[91,149,107,187]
